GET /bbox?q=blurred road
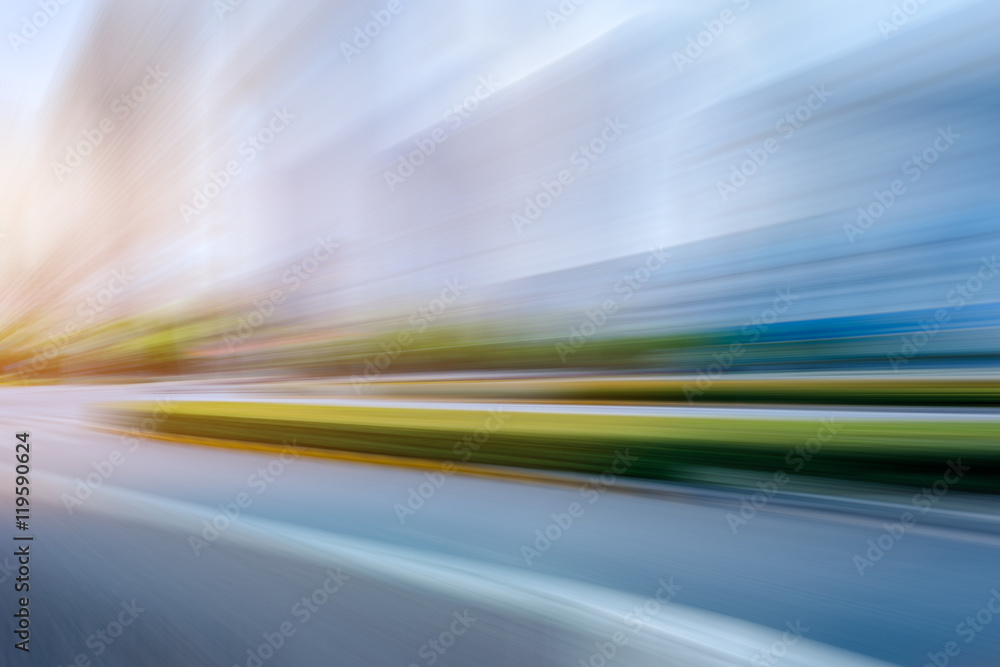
[2,385,999,666]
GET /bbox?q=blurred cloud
[0,0,997,379]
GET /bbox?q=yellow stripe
[87,424,589,489]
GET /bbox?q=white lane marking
[29,469,899,667]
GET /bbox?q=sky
[0,0,995,336]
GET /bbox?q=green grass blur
[105,401,1000,493]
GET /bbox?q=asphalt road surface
[2,385,999,666]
